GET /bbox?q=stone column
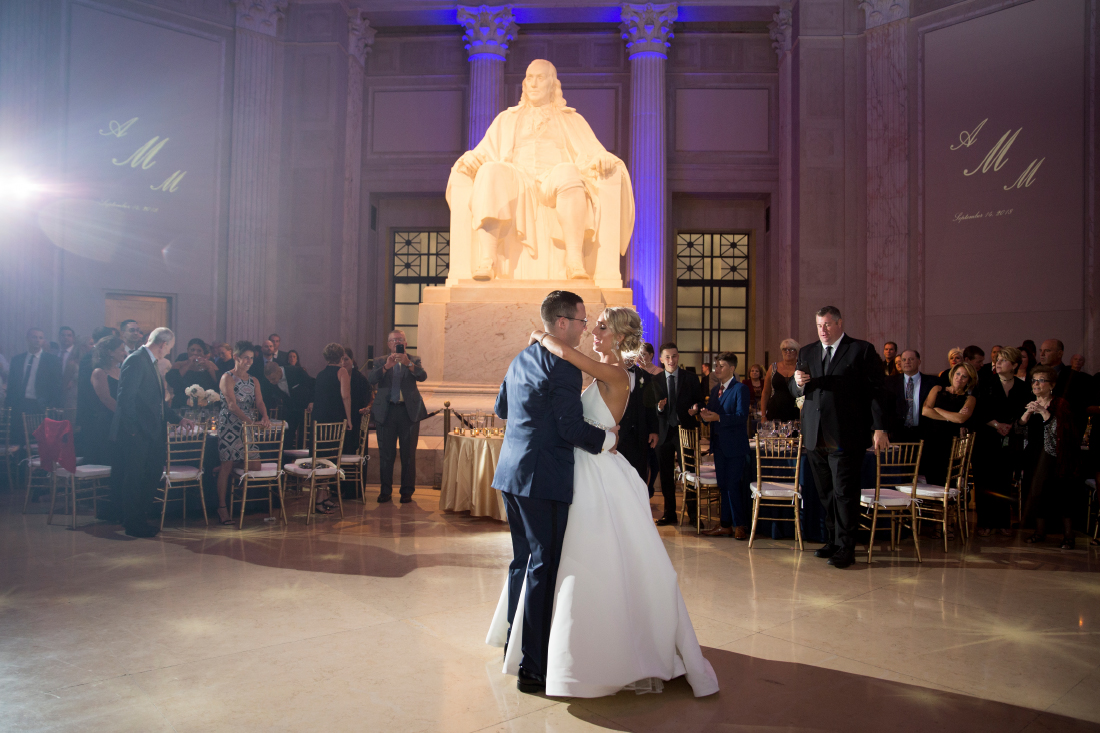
[621,3,676,345]
[225,0,286,340]
[340,12,375,346]
[861,0,910,350]
[769,5,795,349]
[457,5,517,149]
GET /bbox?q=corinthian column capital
[348,10,377,66]
[859,0,910,29]
[769,5,793,58]
[619,3,678,59]
[234,0,287,37]
[457,5,518,60]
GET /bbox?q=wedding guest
[110,328,191,537]
[637,343,664,496]
[340,347,372,479]
[75,326,117,456]
[921,362,977,488]
[215,341,270,526]
[978,345,1002,385]
[939,347,965,386]
[311,344,353,510]
[165,338,219,409]
[963,346,985,383]
[617,346,659,488]
[287,349,303,371]
[743,364,765,416]
[5,327,62,443]
[653,343,703,526]
[894,354,903,373]
[85,337,125,465]
[700,352,750,539]
[1040,339,1090,436]
[1016,343,1036,382]
[1020,365,1081,549]
[760,339,801,422]
[1070,354,1086,372]
[973,347,1030,536]
[368,330,429,503]
[263,359,313,448]
[58,326,80,410]
[260,339,277,367]
[882,341,898,376]
[120,319,144,355]
[212,342,234,374]
[884,350,935,444]
[269,333,290,366]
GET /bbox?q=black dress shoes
[517,668,546,694]
[399,496,413,504]
[377,494,392,503]
[827,548,856,568]
[124,523,158,538]
[813,544,839,559]
[655,516,676,526]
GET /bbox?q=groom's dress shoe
[517,668,546,694]
[655,517,676,527]
[828,548,856,568]
[702,526,733,537]
[813,544,839,559]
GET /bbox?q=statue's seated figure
[446,59,634,283]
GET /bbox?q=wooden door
[104,294,171,338]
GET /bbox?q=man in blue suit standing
[493,290,618,694]
[698,352,751,539]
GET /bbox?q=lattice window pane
[392,230,449,355]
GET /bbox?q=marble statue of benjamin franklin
[448,59,635,281]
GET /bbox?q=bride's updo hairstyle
[600,307,644,364]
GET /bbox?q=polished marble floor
[4,483,1100,732]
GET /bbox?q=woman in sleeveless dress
[311,343,353,513]
[86,337,126,466]
[920,362,977,489]
[486,307,719,699]
[215,341,271,525]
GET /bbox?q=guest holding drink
[974,347,1030,536]
[1020,366,1080,549]
[761,339,801,422]
[166,338,219,409]
[921,363,977,488]
[215,341,270,526]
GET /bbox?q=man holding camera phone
[368,329,428,503]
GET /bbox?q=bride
[487,306,719,698]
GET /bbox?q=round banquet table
[439,433,507,521]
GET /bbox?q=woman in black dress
[166,338,219,410]
[973,347,1031,536]
[311,343,352,512]
[1020,366,1081,549]
[761,339,801,422]
[85,337,126,465]
[921,362,977,487]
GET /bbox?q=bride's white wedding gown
[487,382,720,698]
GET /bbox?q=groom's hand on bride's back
[607,424,620,454]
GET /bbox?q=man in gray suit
[368,329,428,503]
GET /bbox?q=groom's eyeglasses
[562,316,588,325]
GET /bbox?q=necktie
[823,345,834,373]
[718,382,725,399]
[390,363,402,403]
[904,376,915,427]
[667,372,678,426]
[23,354,35,397]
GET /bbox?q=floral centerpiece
[185,385,222,408]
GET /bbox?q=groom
[493,290,618,693]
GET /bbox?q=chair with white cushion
[20,413,49,513]
[157,425,209,530]
[899,433,972,551]
[339,415,370,502]
[748,434,804,551]
[232,423,286,528]
[284,421,345,525]
[859,442,923,563]
[284,408,313,460]
[49,463,111,528]
[678,426,719,534]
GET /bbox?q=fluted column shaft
[627,52,668,346]
[468,56,506,148]
[226,28,281,340]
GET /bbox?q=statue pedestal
[416,281,635,435]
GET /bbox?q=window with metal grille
[674,232,750,376]
[392,230,449,354]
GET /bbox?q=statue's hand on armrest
[454,151,482,180]
[596,152,622,179]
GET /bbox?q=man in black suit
[263,361,314,447]
[652,343,704,525]
[884,349,935,443]
[617,362,659,488]
[269,333,290,367]
[368,329,428,503]
[5,327,63,443]
[792,306,889,569]
[110,328,192,537]
[120,319,144,356]
[1040,339,1090,436]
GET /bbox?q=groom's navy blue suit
[493,343,607,679]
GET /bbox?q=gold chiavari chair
[899,433,973,551]
[339,414,370,501]
[859,442,924,564]
[267,405,281,420]
[677,426,720,533]
[284,421,345,524]
[0,407,14,487]
[49,462,111,528]
[21,413,49,513]
[285,407,312,459]
[157,425,209,530]
[748,434,804,550]
[232,423,286,528]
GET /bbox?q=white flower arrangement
[205,389,221,404]
[185,384,222,408]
